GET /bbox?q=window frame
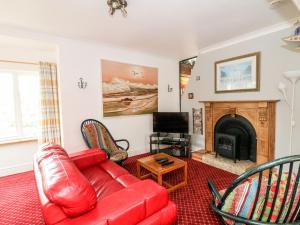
[0,68,40,143]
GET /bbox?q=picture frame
[215,52,260,93]
[101,59,158,117]
[188,93,194,99]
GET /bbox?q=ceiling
[0,0,298,59]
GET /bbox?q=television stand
[149,133,191,157]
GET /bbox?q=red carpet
[0,155,236,225]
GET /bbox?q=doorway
[179,56,197,111]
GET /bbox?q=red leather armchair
[34,144,176,225]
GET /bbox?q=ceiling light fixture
[107,0,128,17]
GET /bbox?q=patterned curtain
[38,62,61,145]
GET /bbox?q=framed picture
[101,59,158,117]
[215,52,260,93]
[188,93,194,99]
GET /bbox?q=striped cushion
[82,123,128,161]
[218,170,300,224]
[82,123,101,149]
[260,171,300,223]
[220,177,263,225]
[110,150,128,161]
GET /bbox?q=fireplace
[203,100,278,165]
[214,115,257,163]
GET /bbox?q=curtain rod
[0,59,39,66]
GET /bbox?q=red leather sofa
[33,144,176,225]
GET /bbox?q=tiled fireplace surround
[203,100,278,165]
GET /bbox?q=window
[0,67,40,142]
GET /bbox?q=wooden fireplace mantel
[201,100,279,165]
[200,100,279,103]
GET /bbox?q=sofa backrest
[37,144,97,217]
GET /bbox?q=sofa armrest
[70,148,106,170]
[33,155,68,225]
[57,180,171,225]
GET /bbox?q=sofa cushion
[99,160,129,179]
[79,180,169,225]
[38,145,97,217]
[82,163,139,200]
[82,166,124,200]
[116,174,140,188]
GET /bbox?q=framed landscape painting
[215,52,260,93]
[101,59,158,117]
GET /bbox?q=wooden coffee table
[136,153,187,192]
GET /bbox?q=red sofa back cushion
[37,144,97,217]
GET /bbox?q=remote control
[158,159,169,164]
[161,161,174,166]
[155,158,169,163]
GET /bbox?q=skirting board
[0,162,33,177]
[127,148,149,157]
[191,145,204,152]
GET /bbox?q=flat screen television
[153,112,189,134]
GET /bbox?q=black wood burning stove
[214,115,257,163]
[215,133,238,163]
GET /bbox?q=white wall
[182,28,300,158]
[56,38,179,155]
[0,141,38,175]
[0,31,179,176]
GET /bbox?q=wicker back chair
[208,155,300,225]
[81,119,129,165]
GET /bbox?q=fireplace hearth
[214,115,257,163]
